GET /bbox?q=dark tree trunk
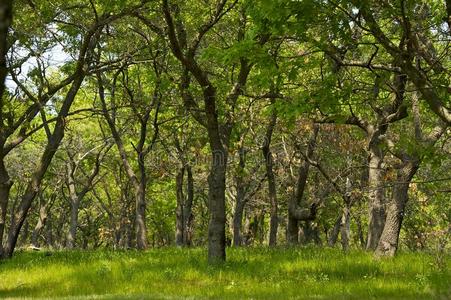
[136,121,153,251]
[0,0,13,256]
[0,159,12,257]
[232,145,247,247]
[183,165,194,246]
[175,164,194,247]
[376,159,419,256]
[175,167,185,246]
[207,145,228,262]
[0,0,12,100]
[300,222,321,245]
[0,19,102,257]
[262,110,278,246]
[242,208,252,246]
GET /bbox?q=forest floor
[0,247,449,299]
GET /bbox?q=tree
[150,0,267,262]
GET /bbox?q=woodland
[0,0,450,299]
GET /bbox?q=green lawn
[0,247,449,299]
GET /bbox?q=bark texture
[262,110,278,246]
[375,159,419,256]
[175,165,194,246]
[287,125,319,244]
[365,127,387,250]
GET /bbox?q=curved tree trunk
[3,72,86,258]
[98,73,154,251]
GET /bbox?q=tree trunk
[233,146,246,247]
[262,111,278,246]
[266,163,278,246]
[232,198,245,247]
[328,215,341,246]
[183,165,194,246]
[19,220,29,247]
[366,140,386,250]
[135,180,147,250]
[0,0,12,101]
[0,0,13,256]
[340,178,352,251]
[340,206,351,251]
[176,164,194,247]
[45,215,54,248]
[300,222,321,245]
[376,160,419,256]
[66,196,80,249]
[207,148,227,262]
[287,125,319,244]
[31,202,48,247]
[175,166,185,246]
[242,208,252,246]
[0,159,12,257]
[99,78,148,250]
[66,162,80,249]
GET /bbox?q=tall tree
[153,0,266,261]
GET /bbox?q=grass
[0,246,449,299]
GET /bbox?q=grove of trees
[0,0,449,263]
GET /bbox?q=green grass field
[0,247,449,299]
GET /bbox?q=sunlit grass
[0,247,449,299]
